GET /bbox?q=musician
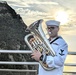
[31,20,68,75]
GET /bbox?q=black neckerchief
[49,36,61,44]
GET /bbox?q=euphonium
[24,19,56,71]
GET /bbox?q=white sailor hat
[46,20,60,26]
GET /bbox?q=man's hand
[31,50,42,61]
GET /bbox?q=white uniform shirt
[38,36,68,75]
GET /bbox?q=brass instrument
[24,19,56,70]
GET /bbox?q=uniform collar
[49,36,60,44]
[49,36,58,42]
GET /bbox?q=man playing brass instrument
[31,20,68,75]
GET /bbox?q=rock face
[0,1,37,75]
[0,1,30,50]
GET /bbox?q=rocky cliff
[0,1,37,75]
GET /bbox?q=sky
[0,0,76,72]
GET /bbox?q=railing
[0,50,76,75]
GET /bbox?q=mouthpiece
[48,32,51,34]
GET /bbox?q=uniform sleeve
[46,43,68,68]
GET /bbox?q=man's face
[47,25,59,38]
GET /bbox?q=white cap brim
[46,20,60,26]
